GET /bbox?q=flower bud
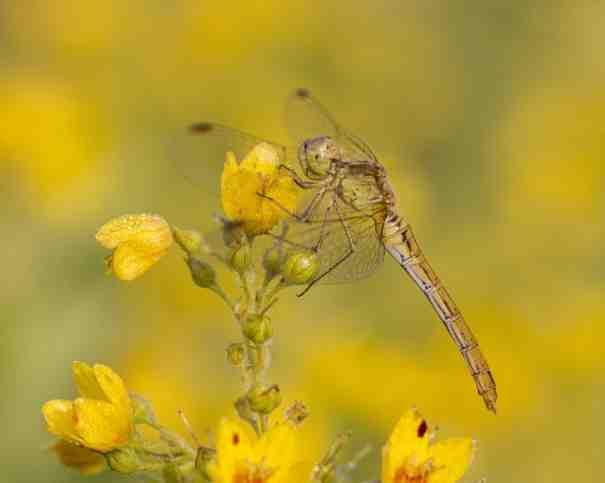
[281,251,319,285]
[173,227,203,255]
[247,384,282,414]
[226,342,245,366]
[242,314,273,344]
[106,447,142,474]
[229,243,252,274]
[262,246,285,279]
[187,257,216,288]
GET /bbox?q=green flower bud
[226,342,245,366]
[229,244,252,274]
[247,384,282,414]
[242,314,273,344]
[106,447,142,474]
[173,227,203,255]
[187,257,216,288]
[262,246,285,279]
[281,251,319,285]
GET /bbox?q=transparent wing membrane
[169,122,290,194]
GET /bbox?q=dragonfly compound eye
[301,137,336,178]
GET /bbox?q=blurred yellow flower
[0,76,112,221]
[221,143,299,236]
[42,361,133,453]
[96,213,173,281]
[208,418,309,483]
[50,440,106,475]
[382,409,474,483]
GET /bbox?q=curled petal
[42,400,82,445]
[111,241,167,281]
[72,361,106,401]
[93,364,132,416]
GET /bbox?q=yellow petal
[95,213,172,250]
[223,151,239,175]
[221,164,258,214]
[74,398,131,452]
[93,364,132,417]
[51,440,106,475]
[278,461,315,483]
[72,361,106,400]
[254,423,295,468]
[427,438,475,483]
[111,241,166,281]
[210,417,256,482]
[382,408,431,483]
[240,142,281,175]
[42,400,83,445]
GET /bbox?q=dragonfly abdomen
[382,215,498,413]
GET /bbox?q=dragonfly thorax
[298,136,342,179]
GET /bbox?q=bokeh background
[2,1,603,481]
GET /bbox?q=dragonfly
[174,88,497,413]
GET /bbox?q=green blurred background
[2,1,603,481]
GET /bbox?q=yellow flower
[42,362,134,453]
[382,409,474,483]
[208,418,310,483]
[50,439,106,475]
[95,213,173,280]
[221,143,299,236]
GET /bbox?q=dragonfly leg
[297,248,354,297]
[313,199,336,253]
[279,164,317,189]
[258,186,330,223]
[333,197,357,251]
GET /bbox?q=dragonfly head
[298,137,341,179]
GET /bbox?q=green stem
[147,422,197,459]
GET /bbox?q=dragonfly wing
[168,122,290,194]
[285,88,378,162]
[273,192,387,283]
